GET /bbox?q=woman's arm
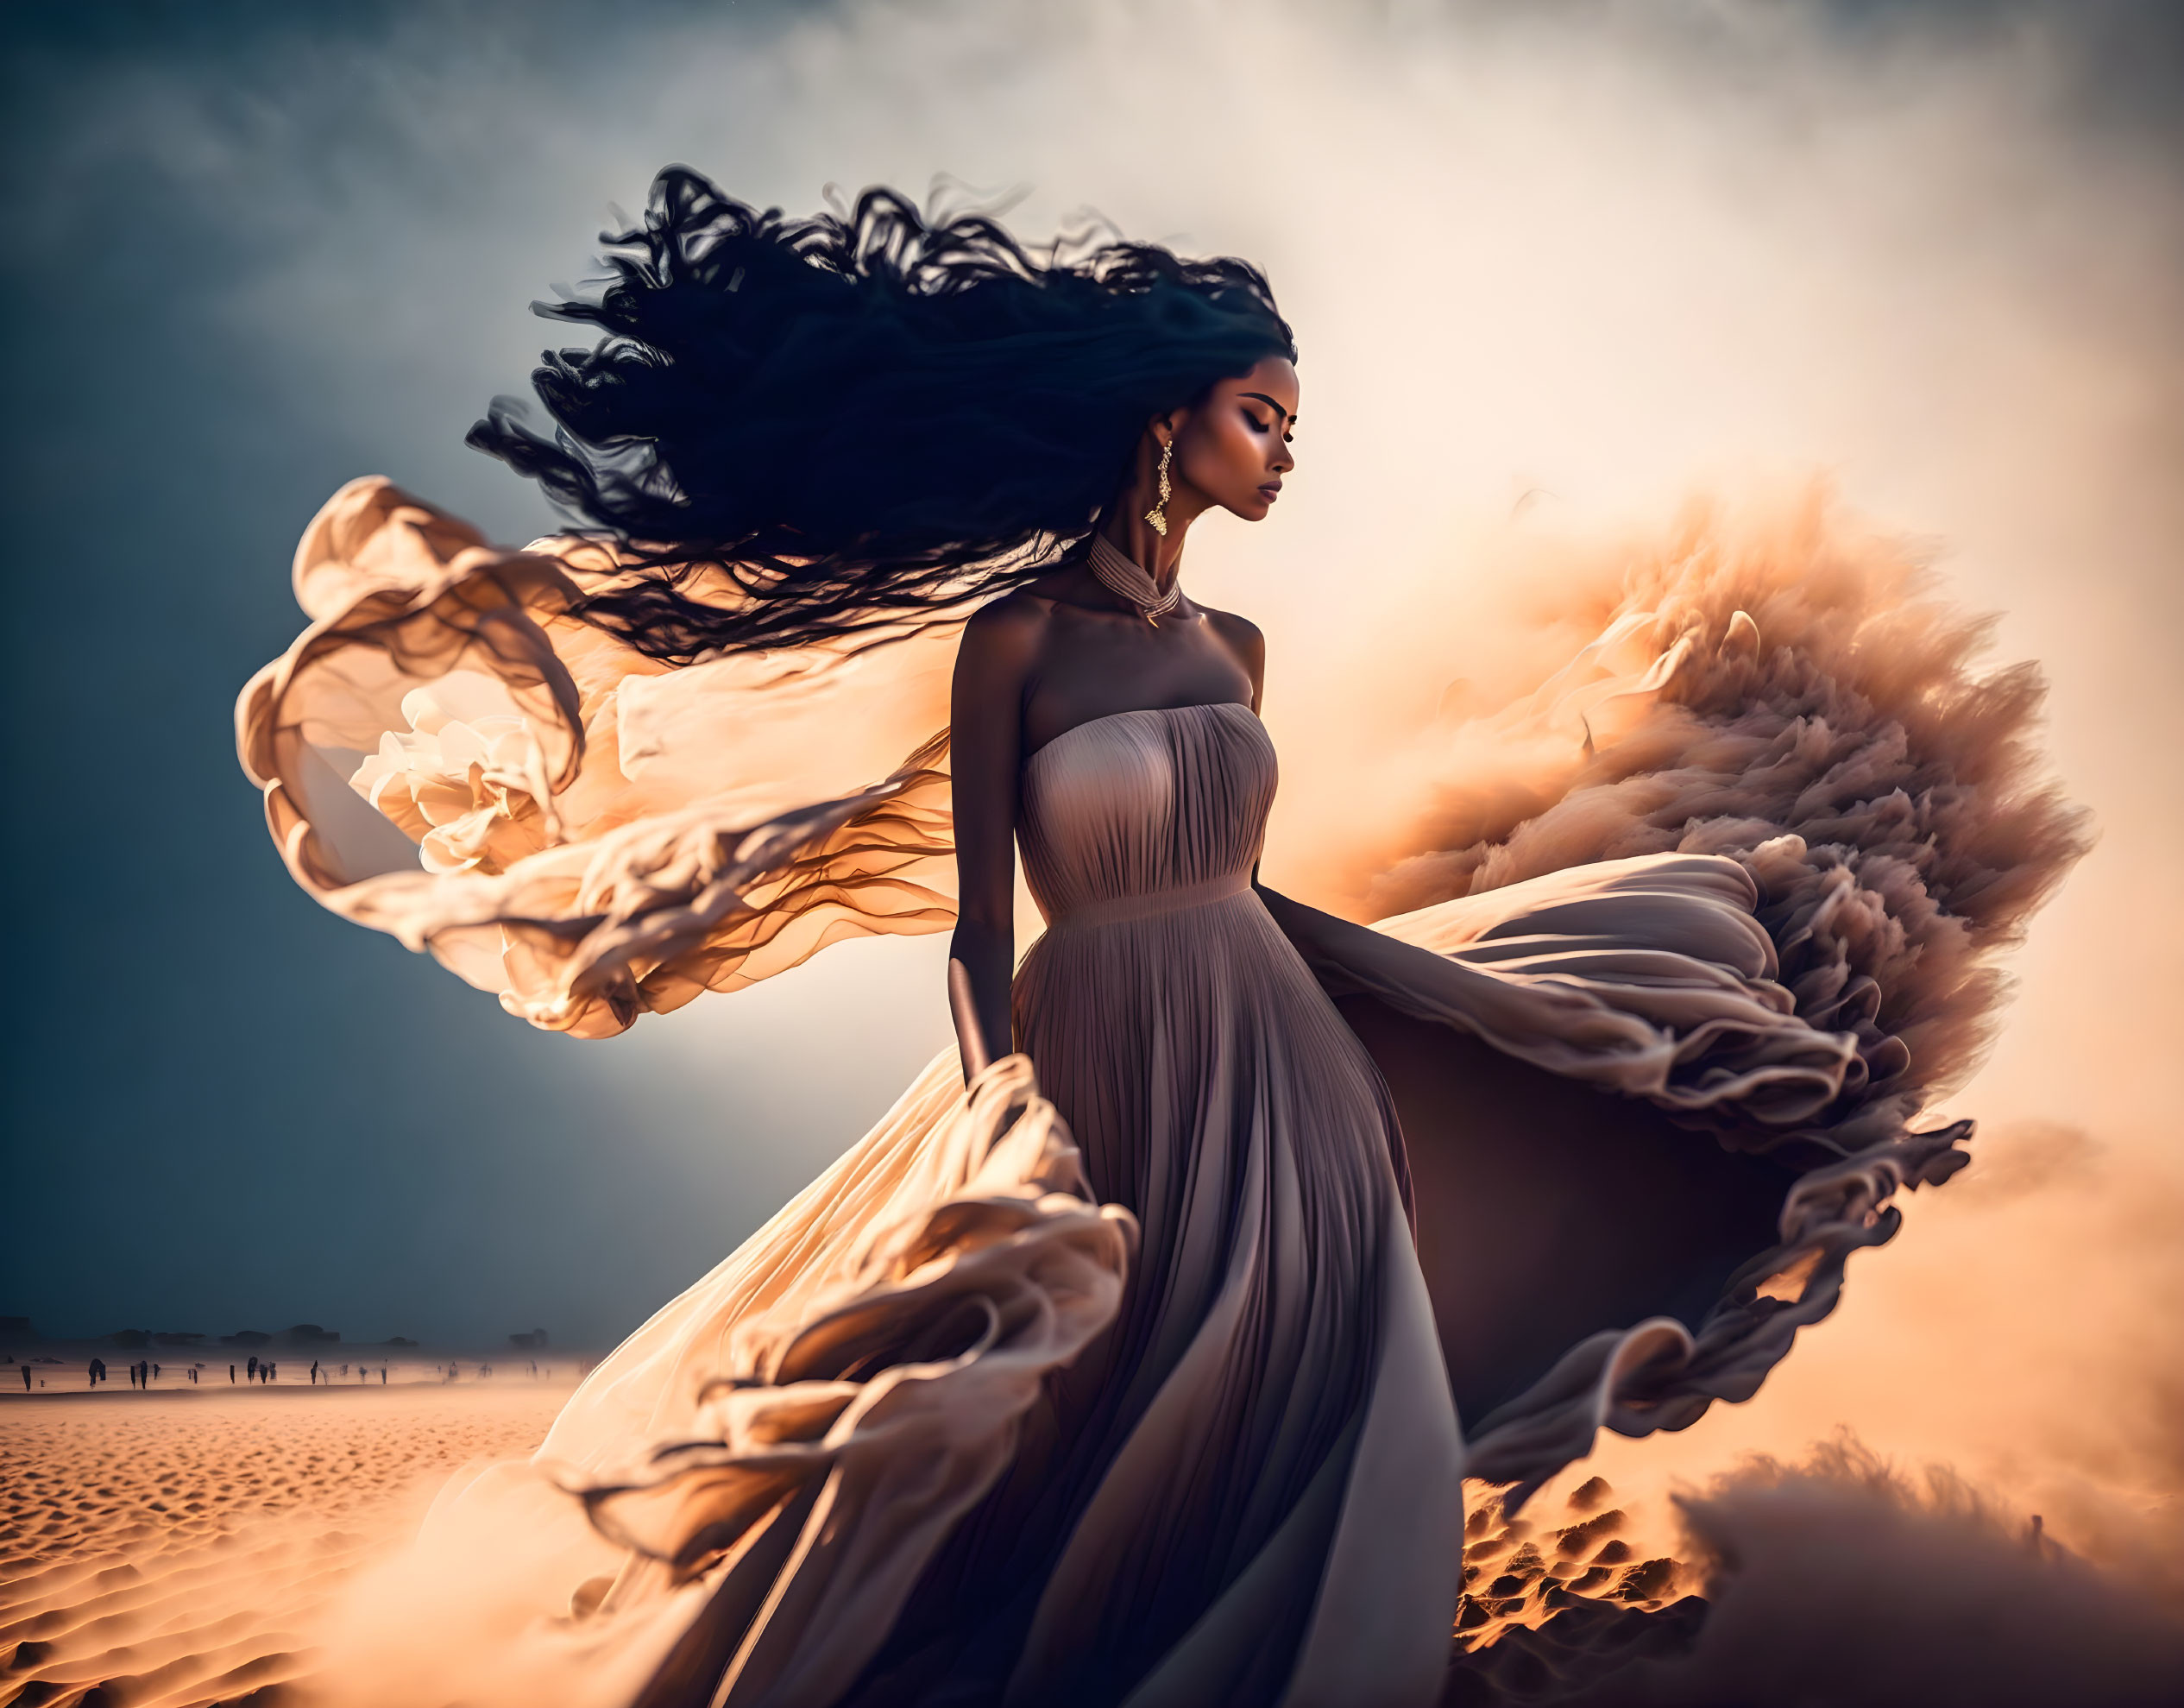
[1214,612,1397,961]
[1205,608,1267,716]
[1206,603,1289,907]
[947,596,1046,1080]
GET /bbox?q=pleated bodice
[1016,701,1274,927]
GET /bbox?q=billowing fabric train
[239,477,2085,1705]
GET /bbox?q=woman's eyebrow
[1240,391,1298,424]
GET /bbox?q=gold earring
[1144,438,1174,537]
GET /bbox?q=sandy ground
[12,1377,2174,1706]
[0,1382,570,1708]
[0,1371,1700,1708]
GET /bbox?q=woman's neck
[1095,507,1189,589]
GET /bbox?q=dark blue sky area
[1,0,960,1348]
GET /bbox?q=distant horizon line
[0,1315,575,1353]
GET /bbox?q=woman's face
[1169,355,1299,524]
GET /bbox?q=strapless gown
[856,702,1463,1705]
[445,703,1842,1708]
[502,702,1465,1708]
[238,481,2087,1708]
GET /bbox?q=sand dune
[2,1372,1702,1708]
[9,1383,2177,1707]
[0,1361,1694,1708]
[0,1383,568,1707]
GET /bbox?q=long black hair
[469,167,1295,659]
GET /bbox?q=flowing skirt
[846,887,1462,1706]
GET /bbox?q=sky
[1,0,2179,1464]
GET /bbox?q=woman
[239,171,2085,1707]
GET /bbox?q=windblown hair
[469,167,1295,657]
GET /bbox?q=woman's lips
[1258,482,1282,501]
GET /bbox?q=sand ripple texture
[0,1389,1705,1707]
[0,1384,566,1708]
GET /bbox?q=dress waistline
[1045,871,1253,930]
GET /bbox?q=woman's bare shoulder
[1199,602,1265,660]
[956,586,1057,675]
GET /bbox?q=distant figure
[310,1359,320,1385]
[230,1365,236,1383]
[153,1363,161,1379]
[21,1365,28,1390]
[89,1357,106,1386]
[380,1365,387,1384]
[247,1355,258,1381]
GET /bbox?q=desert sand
[0,1369,1703,1708]
[7,1373,2180,1706]
[0,1380,570,1707]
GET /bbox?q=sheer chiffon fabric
[248,481,2084,1707]
[326,702,1467,1708]
[236,477,961,1037]
[304,700,1847,1708]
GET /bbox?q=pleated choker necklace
[1087,534,1182,627]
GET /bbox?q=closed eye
[1238,390,1298,443]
